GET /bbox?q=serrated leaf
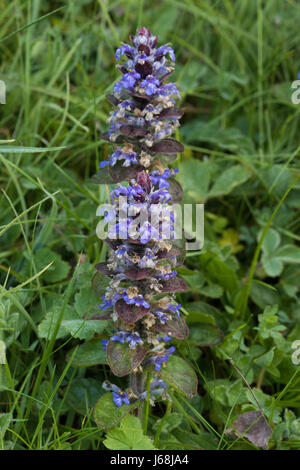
[103,415,156,450]
[38,305,107,341]
[109,162,143,183]
[74,287,100,317]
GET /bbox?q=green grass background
[0,0,300,450]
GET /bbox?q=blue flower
[158,335,172,342]
[150,168,179,189]
[115,44,136,61]
[114,70,141,93]
[100,148,139,168]
[101,339,109,350]
[155,46,175,61]
[168,303,181,320]
[150,346,176,371]
[111,330,128,343]
[102,382,130,407]
[125,331,143,349]
[152,310,168,324]
[110,330,143,349]
[112,389,130,407]
[99,296,114,310]
[156,270,177,281]
[140,75,160,96]
[121,291,150,308]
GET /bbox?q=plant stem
[142,371,152,434]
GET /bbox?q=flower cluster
[94,28,189,406]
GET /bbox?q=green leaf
[0,145,67,153]
[249,280,279,309]
[189,323,224,346]
[171,428,218,450]
[205,379,248,407]
[177,158,210,201]
[103,415,156,450]
[74,287,100,317]
[38,305,108,340]
[22,248,70,283]
[208,165,251,198]
[200,251,239,292]
[65,378,105,415]
[201,284,223,298]
[0,413,12,439]
[153,413,182,434]
[67,339,107,366]
[94,393,139,430]
[158,356,198,398]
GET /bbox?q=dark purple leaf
[159,108,184,119]
[102,238,121,250]
[160,277,189,293]
[106,93,120,106]
[95,262,113,277]
[108,162,144,183]
[130,92,151,102]
[168,178,183,203]
[106,341,146,376]
[119,125,148,138]
[157,246,181,259]
[151,138,184,155]
[153,316,189,340]
[115,299,150,324]
[225,411,272,450]
[123,267,152,280]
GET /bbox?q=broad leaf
[106,341,146,376]
[153,316,189,340]
[158,355,198,398]
[151,138,184,154]
[94,393,139,430]
[160,277,189,293]
[189,323,224,346]
[225,411,272,450]
[115,299,150,324]
[103,415,156,450]
[67,339,107,366]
